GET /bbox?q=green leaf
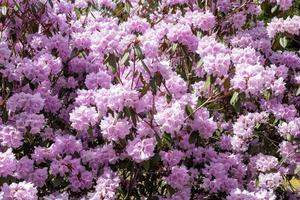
[161,133,172,149]
[196,59,204,68]
[197,31,203,38]
[255,178,259,187]
[263,90,272,100]
[294,167,300,175]
[171,43,178,52]
[296,86,300,96]
[52,176,65,188]
[123,107,131,118]
[255,123,261,129]
[141,60,151,75]
[13,5,19,11]
[230,92,239,106]
[121,51,130,65]
[150,77,157,94]
[1,6,7,16]
[279,36,288,48]
[230,92,240,113]
[143,160,150,171]
[70,48,79,58]
[189,132,198,144]
[166,94,172,103]
[87,127,93,137]
[185,105,194,119]
[272,118,279,125]
[124,2,131,13]
[74,8,81,18]
[204,75,211,91]
[126,107,137,127]
[271,5,278,13]
[105,53,118,73]
[154,72,163,87]
[135,45,143,59]
[148,153,161,170]
[139,83,150,97]
[223,77,230,91]
[166,186,176,195]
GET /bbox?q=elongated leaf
[139,83,150,97]
[296,86,300,96]
[230,92,239,106]
[121,51,130,64]
[1,6,7,16]
[105,53,117,73]
[185,105,194,119]
[223,77,230,91]
[279,37,288,48]
[189,132,198,144]
[141,60,151,75]
[171,43,178,52]
[154,72,163,87]
[271,5,278,13]
[196,59,203,68]
[135,45,143,59]
[204,75,211,91]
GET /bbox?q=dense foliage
[0,0,299,199]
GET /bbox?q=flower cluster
[267,15,300,38]
[0,0,299,199]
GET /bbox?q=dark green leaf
[143,160,150,171]
[154,72,163,87]
[139,83,150,97]
[185,105,194,119]
[166,186,176,195]
[52,176,65,188]
[189,132,198,144]
[166,94,172,103]
[150,78,157,94]
[151,153,160,167]
[223,77,230,91]
[161,133,172,149]
[87,127,93,137]
[70,48,79,58]
[105,53,118,73]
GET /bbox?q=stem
[183,92,225,122]
[131,50,136,89]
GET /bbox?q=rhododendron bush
[0,0,300,199]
